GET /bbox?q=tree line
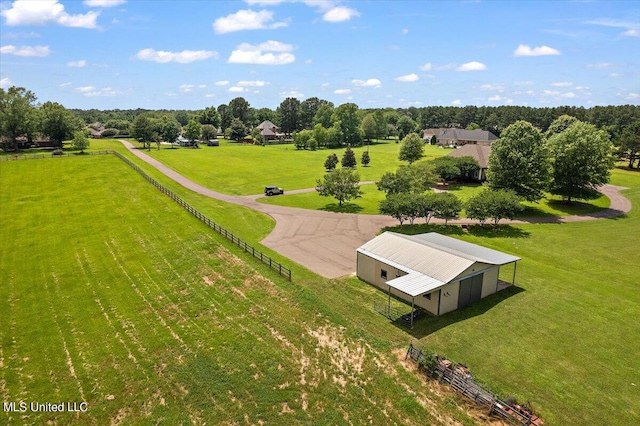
[2,86,639,167]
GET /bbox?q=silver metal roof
[357,232,520,297]
[386,272,445,297]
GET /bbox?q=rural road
[120,141,632,279]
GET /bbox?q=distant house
[257,120,284,141]
[424,128,498,147]
[356,232,520,318]
[446,144,492,181]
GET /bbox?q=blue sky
[1,0,638,110]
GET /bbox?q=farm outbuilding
[356,232,520,320]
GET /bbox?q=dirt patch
[279,402,294,415]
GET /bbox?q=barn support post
[387,285,391,318]
[411,297,415,328]
[512,261,518,286]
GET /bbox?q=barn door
[458,274,483,309]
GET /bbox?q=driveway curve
[120,141,632,278]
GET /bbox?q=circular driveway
[120,141,632,279]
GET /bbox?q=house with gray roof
[446,144,493,181]
[257,120,283,141]
[424,128,498,147]
[356,232,519,320]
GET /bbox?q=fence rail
[406,344,542,426]
[1,148,292,281]
[0,150,112,161]
[111,151,292,281]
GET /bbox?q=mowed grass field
[2,142,639,425]
[143,139,609,217]
[0,155,475,425]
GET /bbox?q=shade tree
[547,121,615,201]
[398,132,424,164]
[487,120,551,202]
[316,168,363,206]
[466,189,524,225]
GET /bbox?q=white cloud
[76,86,96,92]
[551,82,572,87]
[82,87,122,97]
[59,82,72,87]
[402,28,408,35]
[228,40,295,65]
[179,84,206,93]
[456,61,486,71]
[0,45,50,57]
[352,78,381,87]
[587,62,613,69]
[513,44,560,57]
[488,95,502,102]
[135,48,217,63]
[214,80,229,86]
[394,73,419,82]
[487,95,513,104]
[333,89,351,95]
[83,0,126,6]
[419,62,432,71]
[0,77,12,88]
[281,90,304,98]
[1,0,100,29]
[479,83,505,92]
[586,18,640,37]
[228,86,246,93]
[213,9,287,34]
[561,92,575,98]
[625,92,639,100]
[237,80,267,87]
[323,6,359,22]
[451,99,461,105]
[67,60,87,67]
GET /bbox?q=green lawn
[2,141,638,425]
[139,138,447,195]
[0,155,474,425]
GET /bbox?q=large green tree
[313,103,334,128]
[547,121,615,201]
[132,115,158,150]
[333,103,362,146]
[376,164,434,195]
[229,97,251,124]
[0,86,38,151]
[71,130,90,153]
[361,113,377,142]
[398,132,424,164]
[396,115,417,140]
[228,118,247,141]
[619,120,640,168]
[197,106,221,128]
[316,168,363,207]
[183,119,202,146]
[431,192,462,225]
[545,114,579,138]
[277,97,301,135]
[161,118,181,144]
[487,120,551,202]
[466,189,523,225]
[300,97,329,130]
[39,101,80,148]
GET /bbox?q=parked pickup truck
[264,186,284,196]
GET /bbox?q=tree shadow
[319,202,364,213]
[390,285,526,339]
[545,199,604,216]
[466,224,530,238]
[382,223,465,236]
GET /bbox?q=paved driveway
[120,141,632,278]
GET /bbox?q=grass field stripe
[43,272,87,402]
[104,239,192,354]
